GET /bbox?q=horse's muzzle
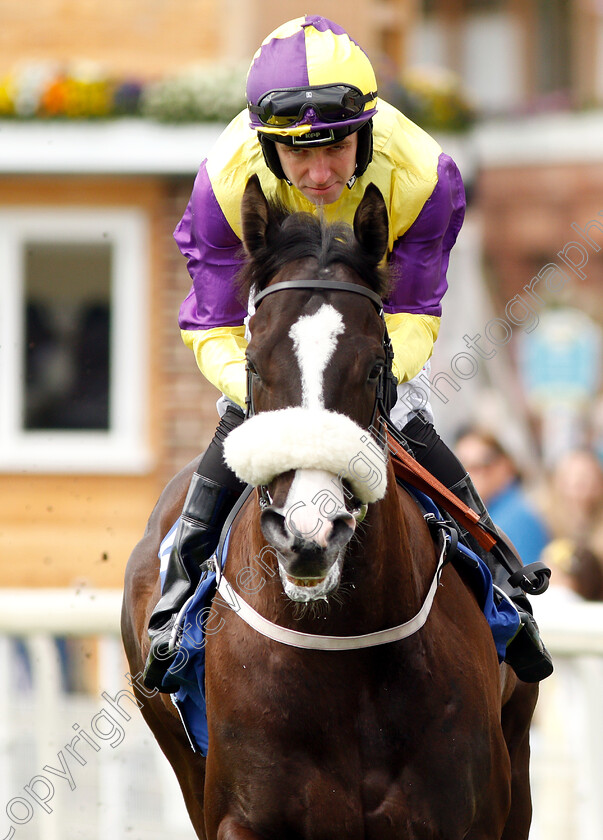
[260,505,355,600]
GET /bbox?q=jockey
[143,15,552,691]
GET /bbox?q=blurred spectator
[539,448,603,565]
[539,538,603,602]
[455,427,551,567]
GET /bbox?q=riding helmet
[246,16,378,183]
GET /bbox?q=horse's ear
[353,183,389,264]
[241,174,271,256]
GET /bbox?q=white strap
[212,540,447,651]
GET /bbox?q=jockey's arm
[385,312,440,384]
[385,152,466,384]
[174,161,249,409]
[181,325,248,410]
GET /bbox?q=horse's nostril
[329,515,355,550]
[260,508,289,546]
[261,504,356,555]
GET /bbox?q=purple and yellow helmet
[246,16,378,179]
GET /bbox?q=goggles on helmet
[249,84,377,129]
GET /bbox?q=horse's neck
[359,480,431,618]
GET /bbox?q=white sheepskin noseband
[223,407,388,504]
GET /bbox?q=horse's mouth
[285,575,326,587]
[279,554,344,603]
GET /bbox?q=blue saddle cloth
[162,488,520,755]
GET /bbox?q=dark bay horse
[122,176,538,839]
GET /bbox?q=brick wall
[477,162,603,319]
[0,173,229,585]
[0,0,220,77]
[0,0,413,79]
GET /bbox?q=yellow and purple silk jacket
[175,99,466,410]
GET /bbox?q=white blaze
[289,304,344,409]
[283,468,350,548]
[280,305,352,561]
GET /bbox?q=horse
[121,175,539,839]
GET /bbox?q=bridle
[246,278,396,428]
[245,278,395,513]
[205,278,453,651]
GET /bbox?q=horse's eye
[246,360,260,378]
[368,362,384,383]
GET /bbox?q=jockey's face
[275,133,358,205]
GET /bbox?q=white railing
[0,588,196,840]
[0,589,601,840]
[530,600,603,840]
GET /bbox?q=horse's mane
[237,198,391,301]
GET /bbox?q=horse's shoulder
[226,488,263,558]
[394,480,432,537]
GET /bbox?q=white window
[0,208,150,473]
[462,12,523,113]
